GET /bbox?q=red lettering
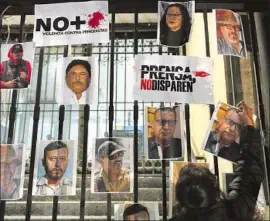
[141,79,152,90]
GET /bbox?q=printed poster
[56,56,97,105]
[202,101,255,163]
[158,1,195,47]
[133,54,213,104]
[145,105,186,160]
[91,137,133,193]
[214,9,247,58]
[0,42,35,89]
[0,144,27,200]
[114,202,159,220]
[32,140,78,196]
[33,1,109,46]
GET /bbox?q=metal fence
[0,3,269,221]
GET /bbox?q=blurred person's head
[98,141,125,176]
[217,10,241,46]
[42,141,69,182]
[160,3,192,44]
[175,165,222,221]
[10,44,23,60]
[123,204,150,221]
[65,59,91,100]
[152,107,177,146]
[0,145,21,190]
[216,108,242,146]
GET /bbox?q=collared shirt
[0,180,20,200]
[35,176,73,196]
[94,168,130,192]
[58,85,91,105]
[217,38,246,57]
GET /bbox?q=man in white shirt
[64,59,91,105]
[35,141,72,195]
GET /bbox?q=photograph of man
[0,144,26,200]
[114,202,159,220]
[57,57,96,105]
[91,138,133,193]
[169,161,209,217]
[158,1,194,47]
[0,42,34,89]
[146,106,184,160]
[203,101,254,163]
[33,140,77,196]
[215,9,247,58]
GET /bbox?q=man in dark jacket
[170,101,264,221]
[148,107,182,159]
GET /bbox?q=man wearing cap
[35,141,72,195]
[63,59,92,104]
[94,140,130,192]
[0,145,22,199]
[216,10,246,57]
[0,43,32,88]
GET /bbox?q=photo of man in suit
[147,106,183,159]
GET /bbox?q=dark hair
[155,107,177,120]
[123,204,149,221]
[175,165,221,220]
[160,3,192,46]
[43,141,69,159]
[66,59,91,78]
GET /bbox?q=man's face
[153,111,176,144]
[166,6,183,31]
[0,162,17,189]
[43,148,69,181]
[12,51,23,60]
[100,151,124,173]
[220,19,241,45]
[217,110,242,145]
[65,64,90,94]
[126,211,150,221]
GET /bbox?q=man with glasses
[94,140,130,192]
[0,145,22,199]
[148,107,182,159]
[216,10,246,57]
[205,102,254,162]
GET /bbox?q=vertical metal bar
[249,11,269,203]
[79,105,90,221]
[133,8,139,204]
[25,47,44,221]
[108,1,116,220]
[52,45,68,221]
[0,11,25,221]
[79,44,91,221]
[203,9,219,184]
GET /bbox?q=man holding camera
[0,44,32,89]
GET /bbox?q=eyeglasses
[220,24,241,31]
[108,152,124,160]
[224,118,243,131]
[156,119,176,127]
[166,13,182,19]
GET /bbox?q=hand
[3,81,16,88]
[20,71,27,80]
[237,101,254,127]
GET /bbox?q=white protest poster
[133,55,214,104]
[33,1,109,46]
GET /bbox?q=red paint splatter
[193,71,210,77]
[88,11,104,29]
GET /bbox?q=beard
[44,165,64,181]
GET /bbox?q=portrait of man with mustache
[35,141,73,195]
